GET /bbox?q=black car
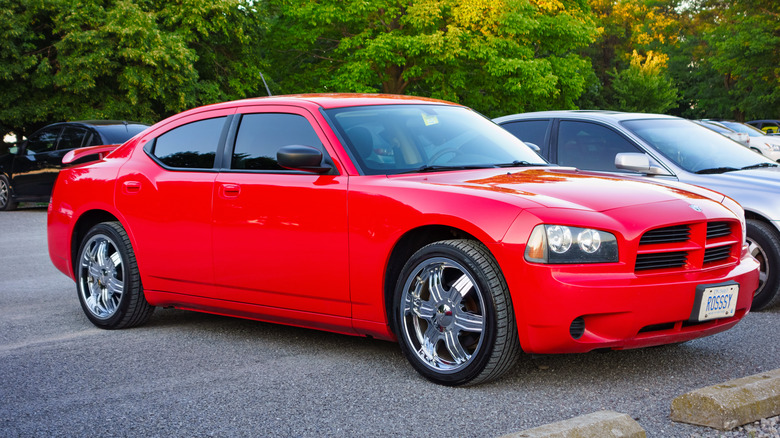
[0,120,149,210]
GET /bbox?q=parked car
[0,120,149,210]
[717,120,780,161]
[495,110,780,311]
[747,120,780,135]
[694,120,750,146]
[48,96,758,386]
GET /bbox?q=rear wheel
[76,222,154,328]
[393,239,520,386]
[746,219,780,311]
[0,175,17,211]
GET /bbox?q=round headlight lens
[577,229,602,253]
[547,225,572,254]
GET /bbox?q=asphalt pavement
[1,207,778,437]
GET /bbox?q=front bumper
[505,254,759,354]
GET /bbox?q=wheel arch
[744,210,780,234]
[70,209,122,276]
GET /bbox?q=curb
[500,410,646,438]
[670,368,780,430]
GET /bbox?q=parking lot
[1,207,778,437]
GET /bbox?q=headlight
[525,225,619,264]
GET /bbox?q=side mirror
[615,153,671,176]
[524,142,541,153]
[277,145,333,174]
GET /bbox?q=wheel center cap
[435,304,454,330]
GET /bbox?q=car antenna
[260,72,272,96]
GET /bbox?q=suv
[0,120,149,210]
[494,110,780,310]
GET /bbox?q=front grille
[707,222,731,239]
[704,245,732,264]
[635,251,688,271]
[639,225,690,244]
[635,220,738,273]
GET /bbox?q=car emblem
[689,204,702,212]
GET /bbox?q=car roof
[493,110,680,124]
[192,93,457,112]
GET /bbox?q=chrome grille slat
[639,225,690,245]
[707,222,731,239]
[704,245,732,264]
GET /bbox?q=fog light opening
[569,317,585,340]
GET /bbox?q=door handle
[220,183,241,199]
[122,181,141,194]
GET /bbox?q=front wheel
[0,175,17,211]
[746,220,780,311]
[393,240,520,386]
[76,222,154,328]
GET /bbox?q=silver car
[494,110,780,310]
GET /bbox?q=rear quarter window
[151,117,226,169]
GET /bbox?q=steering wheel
[428,148,459,165]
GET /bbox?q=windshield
[720,121,766,137]
[324,104,547,175]
[622,119,776,173]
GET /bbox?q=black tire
[75,222,154,328]
[747,219,780,311]
[0,175,17,211]
[392,239,520,386]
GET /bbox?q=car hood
[394,167,720,212]
[684,167,780,220]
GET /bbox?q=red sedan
[48,95,759,385]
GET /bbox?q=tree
[0,0,268,139]
[265,0,598,117]
[578,0,683,111]
[608,50,678,112]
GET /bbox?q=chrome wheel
[78,233,125,319]
[394,240,519,385]
[0,178,8,207]
[400,257,486,373]
[746,220,780,311]
[748,237,769,298]
[0,175,15,211]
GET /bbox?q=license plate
[697,284,739,321]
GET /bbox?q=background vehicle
[694,120,750,146]
[717,121,780,161]
[495,110,780,310]
[747,120,780,135]
[48,96,758,386]
[0,120,149,210]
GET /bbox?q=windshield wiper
[399,164,495,174]
[493,160,547,168]
[695,167,739,174]
[741,162,779,170]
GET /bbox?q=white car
[696,120,750,146]
[719,121,780,162]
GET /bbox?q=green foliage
[607,50,678,113]
[0,0,267,138]
[265,0,598,117]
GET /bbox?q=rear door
[10,125,65,199]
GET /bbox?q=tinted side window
[26,127,62,154]
[500,120,550,156]
[232,113,323,171]
[152,117,226,169]
[557,121,641,171]
[57,127,89,150]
